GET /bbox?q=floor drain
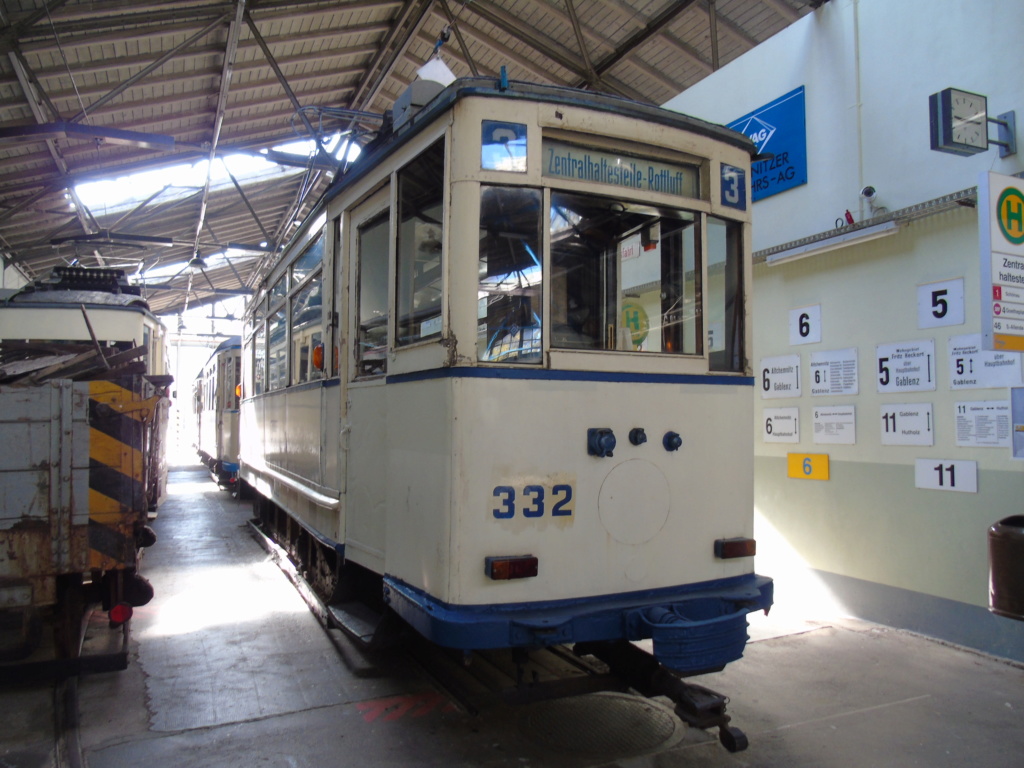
[520,692,684,758]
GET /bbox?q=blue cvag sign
[728,86,807,202]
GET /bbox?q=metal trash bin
[989,515,1024,621]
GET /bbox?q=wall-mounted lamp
[765,220,900,267]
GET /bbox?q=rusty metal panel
[0,381,90,606]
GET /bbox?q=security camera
[860,186,877,200]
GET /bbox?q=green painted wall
[753,206,1021,615]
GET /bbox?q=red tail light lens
[485,555,539,580]
[714,538,757,559]
[109,602,134,625]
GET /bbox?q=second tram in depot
[194,336,242,490]
[240,74,772,743]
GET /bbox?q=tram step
[327,601,381,644]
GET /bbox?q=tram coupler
[573,639,749,752]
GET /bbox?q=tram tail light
[109,603,133,626]
[714,538,757,559]
[485,555,538,580]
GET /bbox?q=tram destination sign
[542,139,698,197]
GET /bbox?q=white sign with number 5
[918,278,964,329]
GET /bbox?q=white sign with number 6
[790,304,821,345]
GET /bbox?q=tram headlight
[587,427,616,458]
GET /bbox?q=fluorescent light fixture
[765,220,900,266]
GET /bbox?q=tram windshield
[550,192,699,355]
[477,187,722,362]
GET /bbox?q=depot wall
[665,0,1024,660]
[1,262,28,290]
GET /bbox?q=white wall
[1,262,28,290]
[664,0,1024,251]
[663,0,1024,660]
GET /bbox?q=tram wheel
[309,540,341,603]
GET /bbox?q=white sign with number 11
[914,459,977,493]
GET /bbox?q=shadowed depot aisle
[62,466,1024,768]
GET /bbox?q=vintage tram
[240,75,771,714]
[194,336,242,489]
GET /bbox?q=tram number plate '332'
[492,481,575,519]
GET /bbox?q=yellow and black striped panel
[87,379,152,571]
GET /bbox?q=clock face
[949,89,987,149]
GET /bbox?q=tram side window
[267,308,287,390]
[291,273,324,384]
[253,325,266,395]
[396,140,445,347]
[291,235,324,284]
[707,216,744,373]
[357,212,390,376]
[477,186,542,363]
[249,301,266,396]
[550,191,698,355]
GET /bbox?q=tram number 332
[492,484,574,518]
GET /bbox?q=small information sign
[760,354,801,399]
[955,400,1011,448]
[875,340,936,393]
[809,348,858,396]
[1012,388,1024,459]
[763,407,799,443]
[947,334,1023,389]
[880,403,934,446]
[812,405,856,445]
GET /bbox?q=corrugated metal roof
[0,0,820,315]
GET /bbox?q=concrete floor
[3,466,1024,767]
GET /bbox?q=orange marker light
[485,555,538,580]
[714,538,757,559]
[312,343,325,370]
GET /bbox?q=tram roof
[0,0,822,317]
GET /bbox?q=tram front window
[396,140,444,347]
[550,192,698,355]
[477,186,543,363]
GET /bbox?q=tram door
[343,191,391,572]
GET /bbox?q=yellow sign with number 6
[787,452,830,480]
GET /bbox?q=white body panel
[377,376,755,606]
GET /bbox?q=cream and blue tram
[194,336,242,488]
[240,78,772,679]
